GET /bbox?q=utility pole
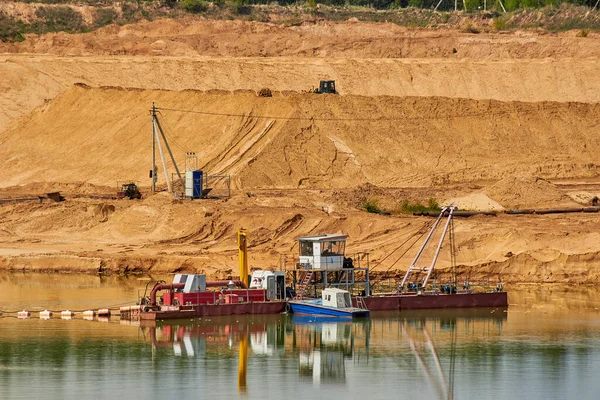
[149,103,183,195]
[151,103,172,193]
[151,103,157,192]
[154,115,183,182]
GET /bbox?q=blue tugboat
[288,288,370,318]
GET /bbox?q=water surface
[1,275,600,399]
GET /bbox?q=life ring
[285,303,291,313]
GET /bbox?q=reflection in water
[294,316,369,385]
[2,276,600,399]
[141,309,506,398]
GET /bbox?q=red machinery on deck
[121,229,287,321]
[162,288,270,307]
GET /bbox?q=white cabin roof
[297,234,348,242]
[322,288,350,295]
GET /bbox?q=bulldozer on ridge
[311,80,338,94]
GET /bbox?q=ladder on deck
[356,296,368,310]
[295,270,314,299]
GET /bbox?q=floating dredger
[121,207,507,321]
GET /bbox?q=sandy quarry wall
[1,85,599,189]
[3,55,600,134]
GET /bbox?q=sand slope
[1,85,599,190]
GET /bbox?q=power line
[156,112,190,154]
[156,104,567,122]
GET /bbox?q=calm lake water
[1,274,600,399]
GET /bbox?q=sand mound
[20,182,113,195]
[445,193,504,212]
[484,177,567,209]
[89,203,116,223]
[567,191,600,205]
[142,192,180,206]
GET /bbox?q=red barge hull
[357,292,508,311]
[123,293,507,320]
[139,301,287,321]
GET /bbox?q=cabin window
[299,241,314,256]
[320,241,345,257]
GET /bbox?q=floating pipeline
[416,206,600,217]
[0,308,120,320]
[0,192,64,204]
[414,211,498,217]
[506,206,600,215]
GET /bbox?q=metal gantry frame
[288,253,371,298]
[399,205,457,293]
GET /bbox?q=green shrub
[464,0,481,11]
[181,0,209,13]
[520,0,538,8]
[504,0,520,11]
[94,8,118,28]
[462,22,480,33]
[363,199,383,214]
[397,198,441,214]
[577,29,589,37]
[0,13,26,42]
[493,16,507,30]
[34,6,84,34]
[231,0,252,15]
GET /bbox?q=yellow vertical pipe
[238,228,249,287]
[238,334,248,394]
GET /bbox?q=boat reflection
[141,308,506,396]
[293,315,370,385]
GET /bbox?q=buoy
[18,310,31,319]
[61,310,75,319]
[97,308,111,317]
[39,310,53,319]
[83,310,96,320]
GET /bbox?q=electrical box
[185,170,203,199]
